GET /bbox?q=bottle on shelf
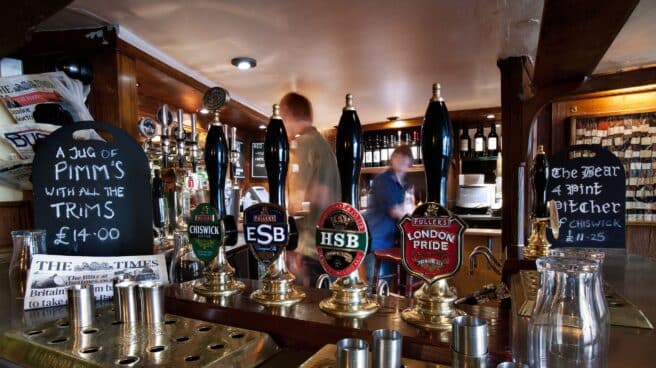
[380,135,389,165]
[487,124,499,157]
[364,135,372,167]
[360,182,369,209]
[415,129,422,164]
[459,127,471,159]
[372,134,380,167]
[387,133,395,158]
[473,125,486,157]
[152,169,169,240]
[410,131,419,164]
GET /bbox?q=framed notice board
[251,141,267,179]
[570,113,656,223]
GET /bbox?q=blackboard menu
[233,139,245,179]
[251,141,267,178]
[32,122,153,256]
[547,145,626,248]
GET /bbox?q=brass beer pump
[318,94,379,318]
[524,145,560,259]
[193,87,244,296]
[250,104,305,306]
[400,83,466,329]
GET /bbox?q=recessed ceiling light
[387,116,400,121]
[231,57,257,70]
[258,124,266,130]
[199,108,209,114]
[486,114,495,120]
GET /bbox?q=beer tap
[175,108,186,169]
[192,86,244,297]
[317,94,379,318]
[158,104,171,168]
[189,113,199,173]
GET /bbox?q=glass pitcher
[9,230,46,298]
[530,256,606,368]
[549,248,609,325]
[169,230,203,283]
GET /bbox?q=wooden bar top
[164,280,511,366]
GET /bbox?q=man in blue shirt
[364,145,413,286]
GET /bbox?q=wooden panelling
[533,0,640,88]
[626,224,656,262]
[0,201,34,250]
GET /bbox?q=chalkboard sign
[547,145,626,248]
[251,141,267,178]
[234,139,245,179]
[32,121,153,256]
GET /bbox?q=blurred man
[364,145,414,286]
[280,92,341,286]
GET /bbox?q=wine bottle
[373,134,381,167]
[380,135,389,164]
[336,93,363,207]
[412,130,421,164]
[364,135,372,167]
[460,127,471,159]
[421,83,453,205]
[473,125,485,157]
[487,124,499,157]
[532,144,549,218]
[387,133,395,158]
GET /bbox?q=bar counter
[1,250,655,367]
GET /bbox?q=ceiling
[37,0,656,128]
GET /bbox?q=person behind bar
[364,145,414,286]
[281,92,341,287]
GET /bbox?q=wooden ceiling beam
[533,0,640,89]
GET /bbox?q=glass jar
[530,256,606,368]
[169,230,203,283]
[549,248,609,325]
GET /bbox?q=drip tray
[517,270,653,329]
[299,344,449,368]
[0,306,279,367]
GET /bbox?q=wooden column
[497,56,534,257]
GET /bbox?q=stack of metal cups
[451,316,488,368]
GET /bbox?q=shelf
[361,164,424,175]
[461,155,499,162]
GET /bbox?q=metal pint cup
[336,338,369,368]
[67,284,95,328]
[372,329,402,368]
[139,282,165,324]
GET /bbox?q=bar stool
[371,248,422,298]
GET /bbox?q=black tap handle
[421,83,453,206]
[204,123,228,218]
[264,105,289,207]
[335,94,362,208]
[532,145,549,218]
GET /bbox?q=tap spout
[469,246,503,276]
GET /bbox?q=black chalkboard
[547,145,625,248]
[251,141,267,179]
[32,121,153,256]
[234,139,245,179]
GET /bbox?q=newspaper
[0,71,97,190]
[23,254,169,311]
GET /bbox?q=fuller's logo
[243,203,288,264]
[399,202,465,284]
[316,202,368,277]
[188,203,224,262]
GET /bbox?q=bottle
[410,131,419,164]
[380,135,389,165]
[487,124,499,156]
[169,231,203,283]
[459,128,471,159]
[364,135,372,167]
[388,133,395,158]
[421,83,453,205]
[373,134,381,167]
[336,94,363,206]
[473,125,485,157]
[532,145,549,218]
[414,130,422,164]
[360,184,368,209]
[152,170,168,229]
